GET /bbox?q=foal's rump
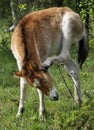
[61,11,88,68]
[62,11,84,42]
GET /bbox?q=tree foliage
[0,0,94,49]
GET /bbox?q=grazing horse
[11,7,88,119]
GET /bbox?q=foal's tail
[78,29,89,68]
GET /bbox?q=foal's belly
[39,29,62,62]
[49,37,62,56]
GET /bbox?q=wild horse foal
[11,7,88,119]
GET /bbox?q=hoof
[16,113,22,119]
[16,108,24,118]
[39,115,46,121]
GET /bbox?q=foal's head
[15,60,57,96]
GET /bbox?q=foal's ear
[14,70,25,77]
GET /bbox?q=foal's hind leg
[55,56,82,104]
[54,53,82,104]
[64,59,82,105]
[56,42,82,105]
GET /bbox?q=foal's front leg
[16,78,28,117]
[64,59,82,105]
[37,89,46,120]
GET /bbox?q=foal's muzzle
[49,87,59,101]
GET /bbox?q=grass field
[0,34,94,129]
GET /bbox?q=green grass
[0,39,94,129]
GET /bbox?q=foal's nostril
[52,95,59,101]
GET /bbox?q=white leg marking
[37,89,46,119]
[16,78,28,117]
[16,59,28,117]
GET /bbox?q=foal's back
[11,7,83,62]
